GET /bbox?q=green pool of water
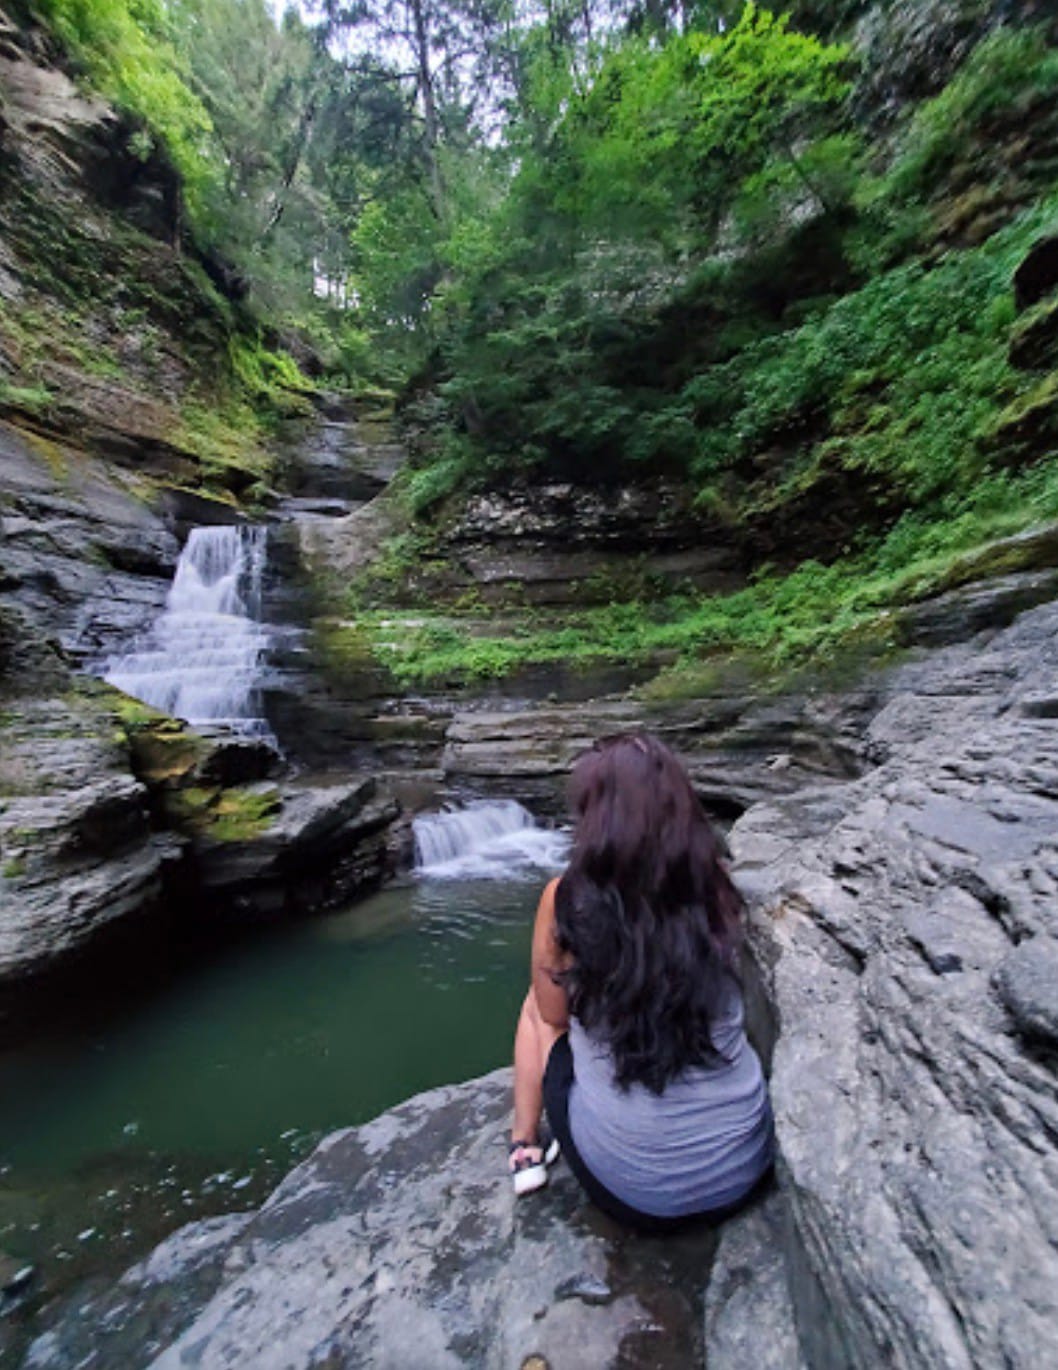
[0,874,544,1331]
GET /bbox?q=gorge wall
[5,1,1058,1364]
[16,594,1058,1368]
[0,13,403,993]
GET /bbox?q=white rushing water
[104,525,273,736]
[413,799,569,880]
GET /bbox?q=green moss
[879,28,1058,206]
[227,337,316,416]
[1,858,26,880]
[0,381,55,418]
[110,693,180,733]
[163,783,281,841]
[312,620,377,670]
[207,786,282,842]
[19,429,70,480]
[128,727,206,787]
[171,397,273,493]
[348,466,1058,688]
[1010,294,1058,371]
[983,370,1058,463]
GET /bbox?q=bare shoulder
[533,875,569,969]
[532,875,571,1024]
[534,876,561,928]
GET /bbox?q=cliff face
[0,319,398,1001]
[735,597,1058,1368]
[0,3,280,495]
[0,10,410,990]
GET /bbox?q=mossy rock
[161,782,281,842]
[1009,295,1058,372]
[310,618,396,691]
[928,520,1058,593]
[984,372,1058,464]
[933,183,1014,250]
[127,726,208,789]
[109,691,183,734]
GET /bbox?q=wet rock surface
[24,1069,730,1370]
[0,685,181,985]
[0,421,179,664]
[277,400,404,509]
[0,660,401,986]
[733,598,1058,1368]
[0,407,406,986]
[188,775,400,915]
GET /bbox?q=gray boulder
[733,599,1058,1368]
[26,1069,740,1370]
[0,688,180,984]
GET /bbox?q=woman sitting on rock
[509,732,774,1229]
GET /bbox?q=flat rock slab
[26,1069,728,1370]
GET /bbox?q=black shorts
[542,1033,772,1234]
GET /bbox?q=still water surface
[0,817,567,1331]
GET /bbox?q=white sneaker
[509,1135,561,1196]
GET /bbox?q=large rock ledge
[735,598,1058,1368]
[23,1068,774,1370]
[0,681,401,988]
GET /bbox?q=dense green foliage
[26,0,1058,680]
[422,16,1058,515]
[344,457,1058,686]
[36,0,216,206]
[31,0,422,370]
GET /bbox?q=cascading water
[413,799,569,879]
[104,525,274,736]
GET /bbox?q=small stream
[0,805,568,1347]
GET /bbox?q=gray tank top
[567,973,774,1217]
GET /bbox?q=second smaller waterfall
[413,800,569,880]
[104,525,273,736]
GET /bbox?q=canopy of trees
[30,0,1058,540]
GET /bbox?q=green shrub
[35,0,218,217]
[882,27,1058,202]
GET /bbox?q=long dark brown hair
[554,732,744,1093]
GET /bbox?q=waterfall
[413,800,569,880]
[104,525,273,736]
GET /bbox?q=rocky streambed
[4,364,1058,1367]
[6,592,1058,1368]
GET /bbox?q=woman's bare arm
[531,877,570,1029]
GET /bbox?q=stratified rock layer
[734,598,1058,1368]
[0,421,179,664]
[0,687,179,983]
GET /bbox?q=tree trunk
[409,0,447,223]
